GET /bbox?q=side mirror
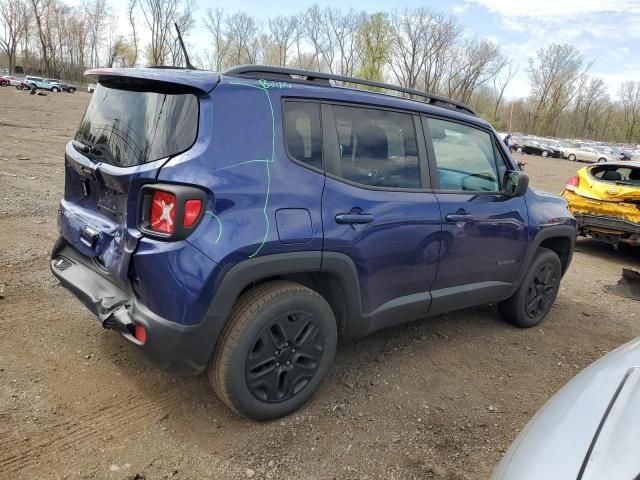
[503,170,529,197]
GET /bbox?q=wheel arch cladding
[539,236,573,274]
[204,251,361,340]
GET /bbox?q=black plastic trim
[205,252,324,322]
[429,281,512,316]
[225,65,478,116]
[509,225,576,297]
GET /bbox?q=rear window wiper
[72,139,98,155]
[72,140,119,165]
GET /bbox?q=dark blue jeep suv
[51,65,576,420]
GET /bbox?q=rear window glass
[591,165,640,184]
[75,83,199,167]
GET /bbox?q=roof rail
[224,65,477,116]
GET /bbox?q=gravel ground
[1,86,639,480]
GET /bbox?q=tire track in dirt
[0,382,200,476]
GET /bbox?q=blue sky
[116,0,640,98]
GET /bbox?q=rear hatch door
[59,79,201,289]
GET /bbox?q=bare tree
[420,12,460,93]
[619,81,640,142]
[268,14,296,67]
[127,0,138,65]
[325,7,364,76]
[166,0,194,66]
[445,38,505,104]
[138,0,179,65]
[304,5,325,71]
[224,11,260,67]
[203,7,228,71]
[493,61,518,119]
[389,8,431,89]
[0,0,29,73]
[578,77,608,138]
[528,43,585,135]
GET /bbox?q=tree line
[1,0,639,144]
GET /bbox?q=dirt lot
[1,86,639,480]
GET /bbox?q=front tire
[516,146,524,153]
[597,157,607,163]
[498,248,562,328]
[568,154,577,161]
[51,86,59,92]
[209,281,337,420]
[541,150,549,157]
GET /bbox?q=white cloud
[463,0,640,17]
[461,0,640,99]
[453,3,470,14]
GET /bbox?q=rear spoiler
[84,68,220,95]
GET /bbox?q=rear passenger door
[422,117,527,314]
[321,104,441,334]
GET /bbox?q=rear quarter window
[75,83,199,167]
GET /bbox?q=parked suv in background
[51,66,576,420]
[45,79,77,93]
[25,76,61,92]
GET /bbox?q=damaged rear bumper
[50,238,217,374]
[573,214,640,246]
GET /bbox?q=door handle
[335,212,374,224]
[445,213,474,223]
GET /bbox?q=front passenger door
[422,117,528,314]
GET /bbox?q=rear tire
[597,157,607,163]
[517,146,524,153]
[568,154,577,161]
[498,248,562,328]
[69,87,76,93]
[209,281,337,420]
[541,150,549,157]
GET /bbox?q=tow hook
[102,305,133,333]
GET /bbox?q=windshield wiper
[615,180,639,186]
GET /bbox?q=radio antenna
[174,23,195,70]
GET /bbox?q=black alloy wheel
[498,247,562,328]
[210,281,337,420]
[246,310,326,403]
[523,263,558,322]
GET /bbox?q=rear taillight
[139,185,206,240]
[565,176,580,192]
[184,199,202,228]
[150,190,176,233]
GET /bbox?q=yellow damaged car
[562,162,640,247]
